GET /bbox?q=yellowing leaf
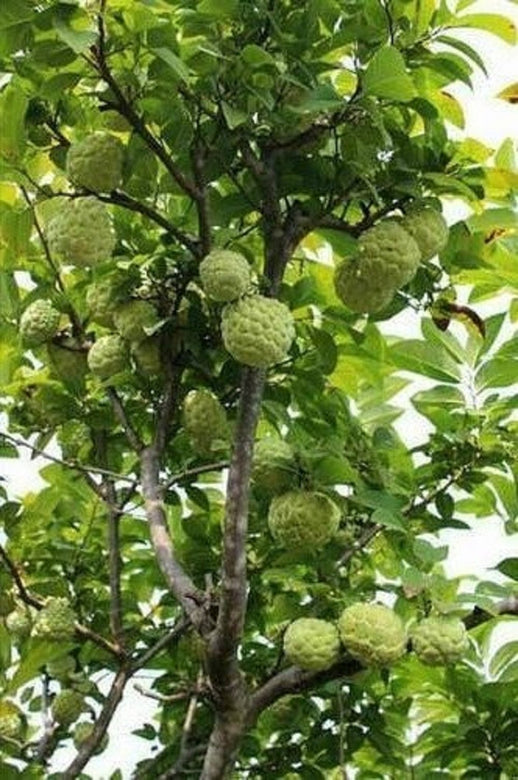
[452,14,517,45]
[496,82,518,104]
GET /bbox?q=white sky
[1,1,518,776]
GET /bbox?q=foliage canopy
[0,0,518,777]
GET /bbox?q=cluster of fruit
[283,604,468,672]
[334,207,449,313]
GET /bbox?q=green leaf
[451,14,517,44]
[390,340,462,383]
[363,46,417,102]
[495,558,518,580]
[197,0,238,19]
[52,9,97,54]
[152,48,191,84]
[0,83,27,162]
[8,640,75,693]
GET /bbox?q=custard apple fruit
[47,197,116,267]
[400,208,449,262]
[338,603,407,666]
[252,437,296,494]
[66,133,124,193]
[5,608,32,640]
[199,249,251,302]
[86,275,127,328]
[47,655,76,680]
[183,389,229,456]
[73,721,109,754]
[20,300,60,347]
[131,338,162,375]
[87,335,127,380]
[411,616,468,666]
[33,597,76,641]
[51,689,84,727]
[283,618,341,671]
[221,295,295,368]
[0,700,23,740]
[0,592,15,617]
[334,221,421,313]
[47,340,88,391]
[113,300,158,344]
[268,490,340,551]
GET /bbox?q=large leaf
[363,46,417,102]
[451,14,517,45]
[390,340,462,383]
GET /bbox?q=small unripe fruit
[411,616,468,666]
[400,208,449,262]
[268,490,340,551]
[73,721,109,754]
[20,300,60,347]
[199,249,251,302]
[87,335,128,380]
[338,603,407,667]
[47,655,76,680]
[51,689,84,727]
[33,597,76,641]
[66,132,124,193]
[252,437,296,494]
[221,295,295,368]
[0,700,23,740]
[47,197,116,267]
[284,618,341,671]
[57,421,91,461]
[86,276,126,328]
[183,389,229,456]
[5,608,32,640]
[113,300,158,344]
[131,338,162,375]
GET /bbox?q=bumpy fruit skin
[33,597,76,641]
[268,490,340,551]
[47,197,116,267]
[87,335,127,380]
[400,208,449,262]
[5,608,32,639]
[47,655,76,680]
[0,700,23,740]
[131,338,162,375]
[86,276,125,328]
[338,603,407,667]
[221,295,295,368]
[66,133,124,193]
[411,616,468,666]
[113,300,158,344]
[20,300,60,347]
[73,722,109,754]
[51,690,84,727]
[283,618,341,671]
[252,438,296,494]
[183,389,228,456]
[199,249,251,302]
[334,221,421,313]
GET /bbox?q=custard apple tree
[0,2,518,778]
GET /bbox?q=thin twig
[165,460,229,491]
[107,388,143,452]
[131,617,190,672]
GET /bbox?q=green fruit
[113,300,158,344]
[131,338,162,375]
[86,275,127,328]
[51,689,84,726]
[5,608,32,639]
[33,597,76,641]
[87,335,128,380]
[0,592,15,617]
[66,133,124,193]
[400,208,449,262]
[268,490,340,551]
[20,300,60,347]
[283,618,341,671]
[338,603,407,667]
[221,295,295,368]
[47,340,88,390]
[0,700,23,740]
[199,249,251,302]
[73,721,109,754]
[183,389,229,456]
[47,655,76,680]
[411,616,468,666]
[252,437,296,494]
[334,220,421,313]
[47,197,116,267]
